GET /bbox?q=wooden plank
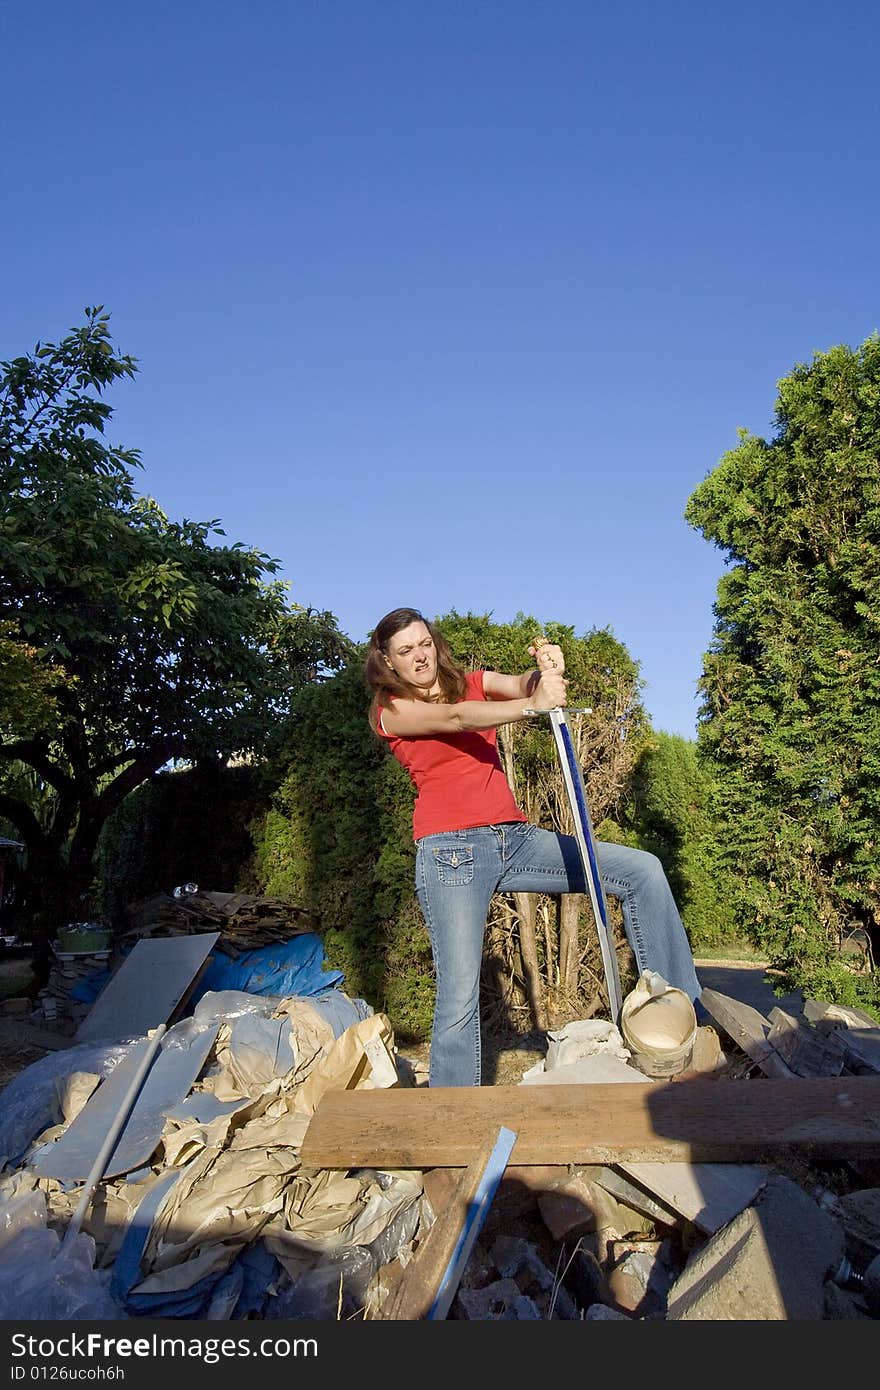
[837,1189,880,1265]
[300,1075,880,1169]
[835,1029,880,1075]
[699,987,796,1078]
[422,1164,569,1221]
[384,1129,512,1320]
[620,1160,767,1233]
[767,1007,848,1077]
[802,1001,880,1075]
[804,1000,878,1030]
[522,1048,766,1232]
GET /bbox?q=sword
[524,639,623,1021]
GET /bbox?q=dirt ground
[0,955,45,1088]
[0,1035,50,1091]
[398,1026,550,1088]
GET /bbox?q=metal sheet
[75,932,219,1043]
[110,1168,184,1301]
[29,1017,220,1182]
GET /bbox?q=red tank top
[378,670,527,840]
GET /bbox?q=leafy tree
[250,657,425,1029]
[0,622,64,737]
[0,309,353,941]
[95,760,268,923]
[685,334,880,1011]
[623,731,728,950]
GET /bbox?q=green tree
[623,731,727,951]
[0,622,64,736]
[685,334,880,1011]
[0,308,353,940]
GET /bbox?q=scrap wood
[803,1000,880,1075]
[420,1164,571,1223]
[120,890,315,956]
[767,1007,850,1078]
[521,1049,767,1232]
[299,1075,880,1169]
[699,988,796,1078]
[619,1159,767,1234]
[383,1126,517,1320]
[836,1188,880,1265]
[833,1029,880,1075]
[805,1000,878,1031]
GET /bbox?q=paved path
[695,958,805,1018]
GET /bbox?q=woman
[365,607,702,1087]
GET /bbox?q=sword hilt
[531,632,559,669]
[522,706,593,717]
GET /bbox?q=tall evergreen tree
[624,731,727,951]
[686,335,880,1009]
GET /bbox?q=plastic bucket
[56,923,110,954]
[621,971,697,1078]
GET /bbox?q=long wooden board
[698,987,796,1078]
[300,1075,880,1168]
[384,1128,515,1320]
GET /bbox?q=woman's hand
[530,668,568,710]
[528,636,565,675]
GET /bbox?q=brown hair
[365,607,468,734]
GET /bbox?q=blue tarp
[71,969,110,1003]
[73,932,346,1008]
[189,933,345,1001]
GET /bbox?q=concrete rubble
[0,908,879,1321]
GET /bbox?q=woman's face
[385,620,438,692]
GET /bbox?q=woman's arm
[381,667,568,737]
[483,639,565,700]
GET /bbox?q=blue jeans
[415,821,702,1087]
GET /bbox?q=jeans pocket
[432,844,475,885]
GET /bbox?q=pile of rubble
[40,941,113,1030]
[33,890,317,1030]
[0,937,879,1321]
[305,992,880,1320]
[119,889,316,955]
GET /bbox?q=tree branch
[0,737,74,796]
[93,738,181,822]
[0,791,44,849]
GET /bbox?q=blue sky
[3,1,879,738]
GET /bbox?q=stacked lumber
[119,889,315,957]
